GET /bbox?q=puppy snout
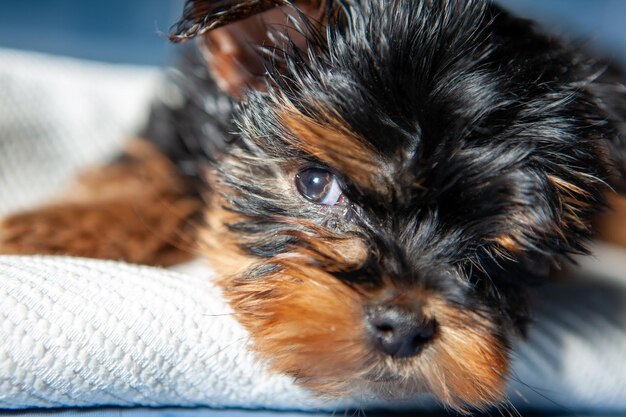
[366,304,436,358]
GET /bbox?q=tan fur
[197,199,258,278]
[278,109,385,192]
[226,261,369,394]
[547,174,592,231]
[488,212,538,257]
[490,174,599,257]
[493,235,522,253]
[422,300,507,411]
[596,193,626,247]
[0,139,201,266]
[221,238,508,409]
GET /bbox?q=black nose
[366,304,436,358]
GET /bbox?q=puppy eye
[295,167,344,205]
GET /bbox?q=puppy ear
[169,1,327,99]
[169,0,289,40]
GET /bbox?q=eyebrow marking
[278,107,387,192]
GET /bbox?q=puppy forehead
[273,73,499,203]
[246,0,576,207]
[266,4,506,196]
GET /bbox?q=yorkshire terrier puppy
[2,0,626,412]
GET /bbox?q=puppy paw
[0,199,199,266]
[0,205,113,258]
[0,210,54,256]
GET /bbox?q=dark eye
[295,167,344,205]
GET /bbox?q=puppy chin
[358,342,507,410]
[361,370,430,401]
[221,263,508,411]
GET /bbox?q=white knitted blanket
[1,48,626,413]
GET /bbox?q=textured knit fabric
[0,48,157,216]
[1,48,626,412]
[0,255,324,410]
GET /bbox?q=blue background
[0,0,180,65]
[0,0,624,66]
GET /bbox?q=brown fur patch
[0,198,198,266]
[197,198,258,278]
[547,174,592,232]
[596,192,626,247]
[66,139,185,202]
[491,174,599,256]
[492,235,522,254]
[488,212,537,258]
[225,260,369,395]
[222,248,508,410]
[0,139,201,266]
[278,109,385,191]
[421,300,508,411]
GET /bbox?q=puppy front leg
[0,140,202,266]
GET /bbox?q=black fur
[145,0,626,408]
[141,45,236,181]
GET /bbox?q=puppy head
[172,0,625,412]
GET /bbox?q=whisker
[506,371,572,415]
[202,335,250,363]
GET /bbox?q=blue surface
[0,1,624,66]
[0,0,180,65]
[0,408,623,417]
[0,408,333,417]
[498,0,626,64]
